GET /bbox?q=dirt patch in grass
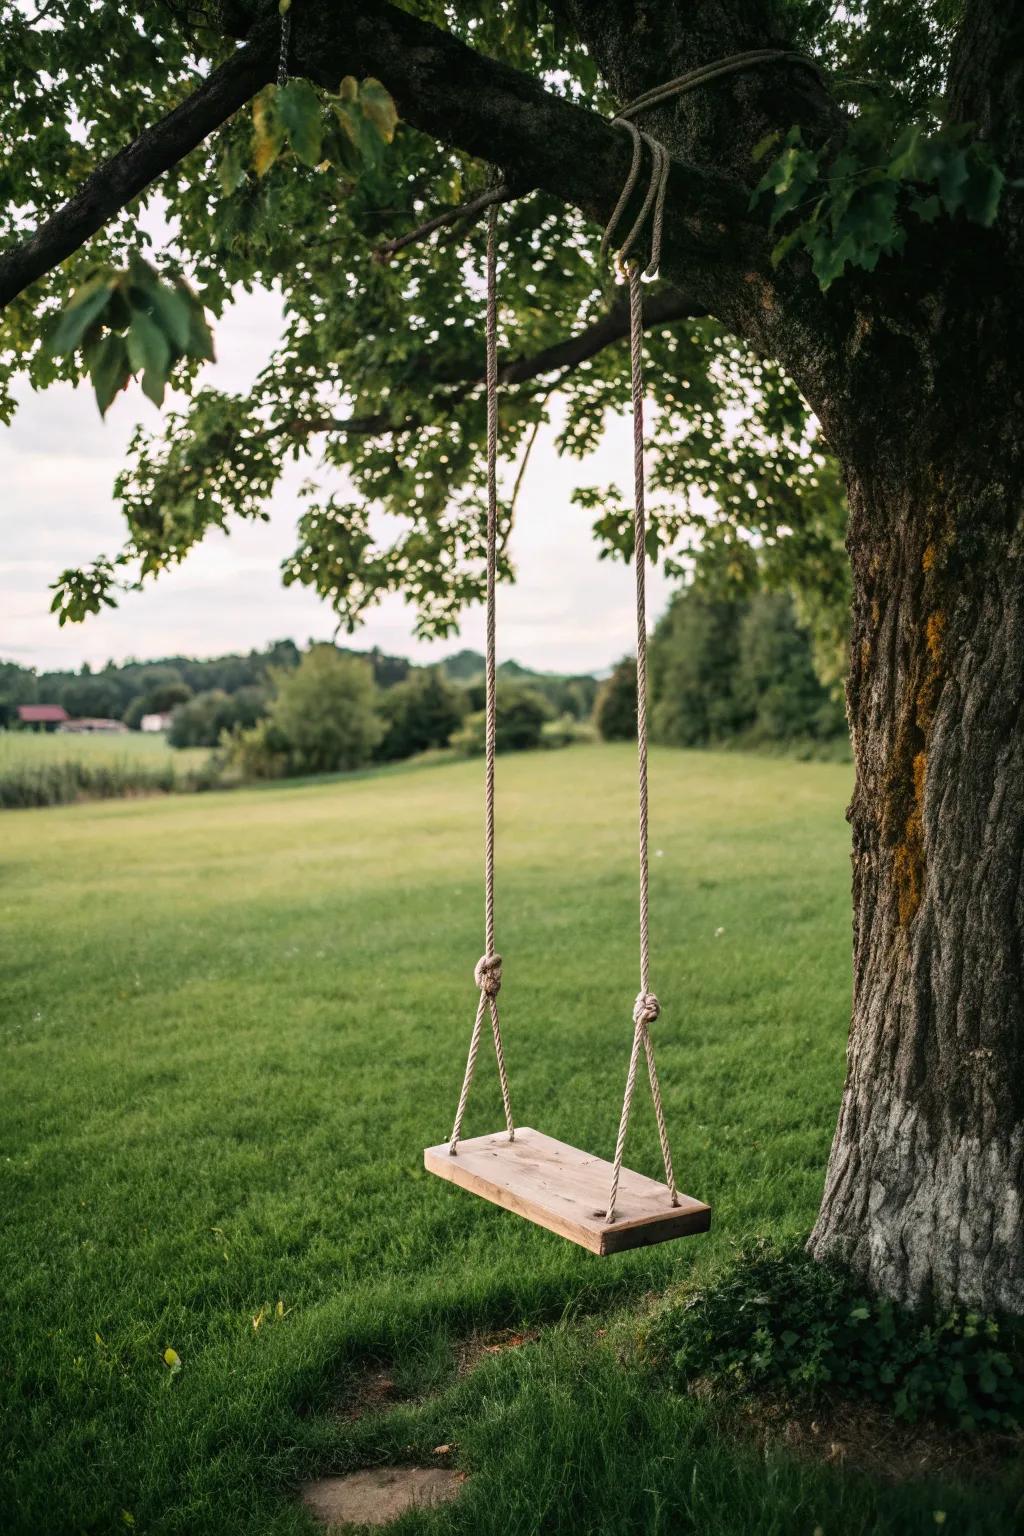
[301,1467,466,1529]
[743,1396,1024,1485]
[455,1327,538,1376]
[339,1365,402,1422]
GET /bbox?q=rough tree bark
[806,249,1024,1312]
[3,0,1022,1310]
[558,0,1024,1315]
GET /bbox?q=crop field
[0,728,209,807]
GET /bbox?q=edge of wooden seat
[424,1126,711,1256]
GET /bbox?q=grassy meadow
[0,729,210,808]
[2,744,1017,1534]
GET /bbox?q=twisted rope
[602,48,820,277]
[603,45,816,1220]
[448,200,515,1155]
[606,265,678,1222]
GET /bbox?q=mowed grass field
[2,745,1015,1534]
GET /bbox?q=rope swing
[426,50,815,1252]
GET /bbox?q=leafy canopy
[1,0,1003,643]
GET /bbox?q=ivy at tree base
[646,1241,1024,1434]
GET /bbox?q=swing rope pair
[444,197,676,1223]
[442,46,818,1224]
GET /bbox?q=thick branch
[294,0,749,293]
[0,36,276,309]
[0,0,750,313]
[290,284,700,439]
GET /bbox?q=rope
[448,200,515,1155]
[603,44,817,1220]
[605,264,678,1222]
[602,47,820,277]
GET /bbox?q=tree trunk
[809,384,1024,1313]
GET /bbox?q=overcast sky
[0,286,677,677]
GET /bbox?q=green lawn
[1,745,1014,1534]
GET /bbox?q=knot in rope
[633,991,660,1028]
[474,953,503,996]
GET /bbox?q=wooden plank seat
[424,1126,711,1256]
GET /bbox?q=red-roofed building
[17,704,69,731]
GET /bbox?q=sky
[0,286,678,679]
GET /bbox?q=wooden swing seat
[424,1127,710,1256]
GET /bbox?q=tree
[451,683,550,754]
[3,2,1022,1313]
[734,593,846,743]
[594,656,637,742]
[0,661,38,727]
[376,667,465,761]
[266,645,382,773]
[168,683,268,746]
[649,589,747,748]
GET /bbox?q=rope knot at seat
[474,952,503,996]
[633,991,660,1027]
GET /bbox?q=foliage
[649,589,748,747]
[752,113,1007,290]
[649,586,846,748]
[264,644,383,774]
[43,258,214,432]
[735,594,847,741]
[375,668,465,761]
[541,713,595,748]
[167,685,268,747]
[449,683,552,755]
[0,0,870,640]
[593,657,636,742]
[647,1240,1024,1432]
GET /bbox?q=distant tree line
[595,589,848,751]
[0,641,599,781]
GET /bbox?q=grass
[1,744,1016,1534]
[0,729,210,807]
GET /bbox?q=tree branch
[0,0,751,313]
[288,284,700,439]
[0,32,277,309]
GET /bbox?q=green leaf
[961,151,1005,227]
[185,292,216,364]
[937,149,969,213]
[277,79,323,168]
[360,79,398,144]
[144,279,192,352]
[89,334,130,417]
[910,193,942,223]
[47,273,117,357]
[217,140,247,196]
[126,310,170,380]
[321,124,361,177]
